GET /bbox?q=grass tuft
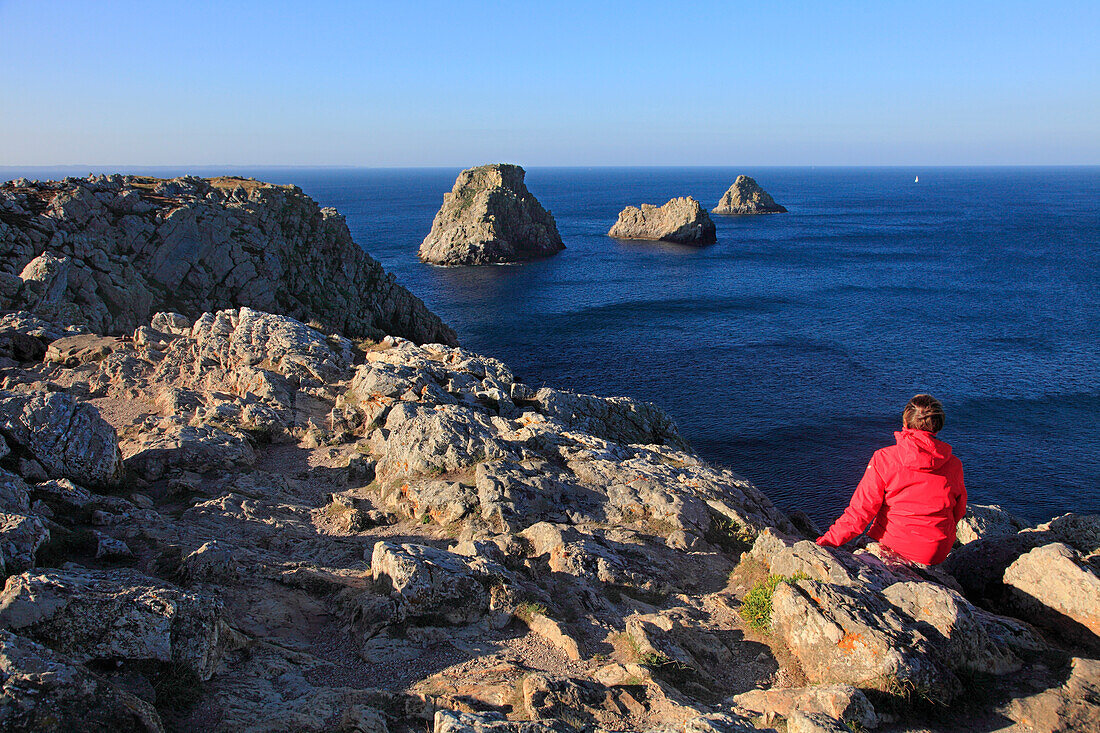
[739,572,809,631]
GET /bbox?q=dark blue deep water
[5,166,1099,525]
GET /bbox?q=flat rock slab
[44,334,125,367]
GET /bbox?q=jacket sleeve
[817,453,887,547]
[952,461,967,523]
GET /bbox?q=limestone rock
[0,629,165,732]
[0,390,122,488]
[712,176,787,215]
[0,175,456,344]
[1003,542,1100,648]
[608,197,716,245]
[419,164,565,266]
[0,567,227,680]
[956,503,1027,544]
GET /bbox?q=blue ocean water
[4,166,1099,525]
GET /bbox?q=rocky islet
[712,175,787,215]
[0,175,1094,732]
[608,197,717,245]
[418,164,565,266]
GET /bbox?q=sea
[4,166,1098,526]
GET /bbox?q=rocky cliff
[0,175,457,345]
[608,197,717,245]
[712,176,787,215]
[419,165,565,266]
[0,176,1096,733]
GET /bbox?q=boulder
[370,541,494,624]
[956,503,1027,544]
[1003,542,1100,648]
[418,164,565,266]
[0,514,48,576]
[0,175,455,344]
[941,531,1053,600]
[0,390,122,488]
[712,175,786,214]
[769,578,956,700]
[608,197,716,245]
[17,253,70,308]
[0,567,227,680]
[0,629,164,732]
[0,470,30,515]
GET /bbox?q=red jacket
[817,429,966,565]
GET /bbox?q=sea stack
[608,197,717,245]
[418,164,565,266]
[713,175,787,214]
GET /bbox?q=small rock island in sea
[608,196,717,245]
[418,164,565,266]
[713,175,787,214]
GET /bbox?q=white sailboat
[915,175,919,183]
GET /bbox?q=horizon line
[3,163,1099,171]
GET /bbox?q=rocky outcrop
[418,164,565,266]
[0,175,456,344]
[0,390,122,489]
[0,173,1095,731]
[608,197,717,245]
[712,176,787,215]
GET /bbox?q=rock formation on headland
[418,164,565,266]
[608,197,717,245]
[713,175,787,215]
[0,176,1097,733]
[0,174,456,345]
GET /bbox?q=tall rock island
[0,175,457,345]
[418,164,565,266]
[713,175,787,214]
[608,197,717,245]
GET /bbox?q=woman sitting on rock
[816,394,967,566]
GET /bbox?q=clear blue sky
[1,0,1097,166]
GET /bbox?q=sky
[1,0,1097,167]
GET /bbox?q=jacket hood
[893,428,953,470]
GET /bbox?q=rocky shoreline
[0,176,1096,733]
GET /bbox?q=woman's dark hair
[903,394,945,433]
